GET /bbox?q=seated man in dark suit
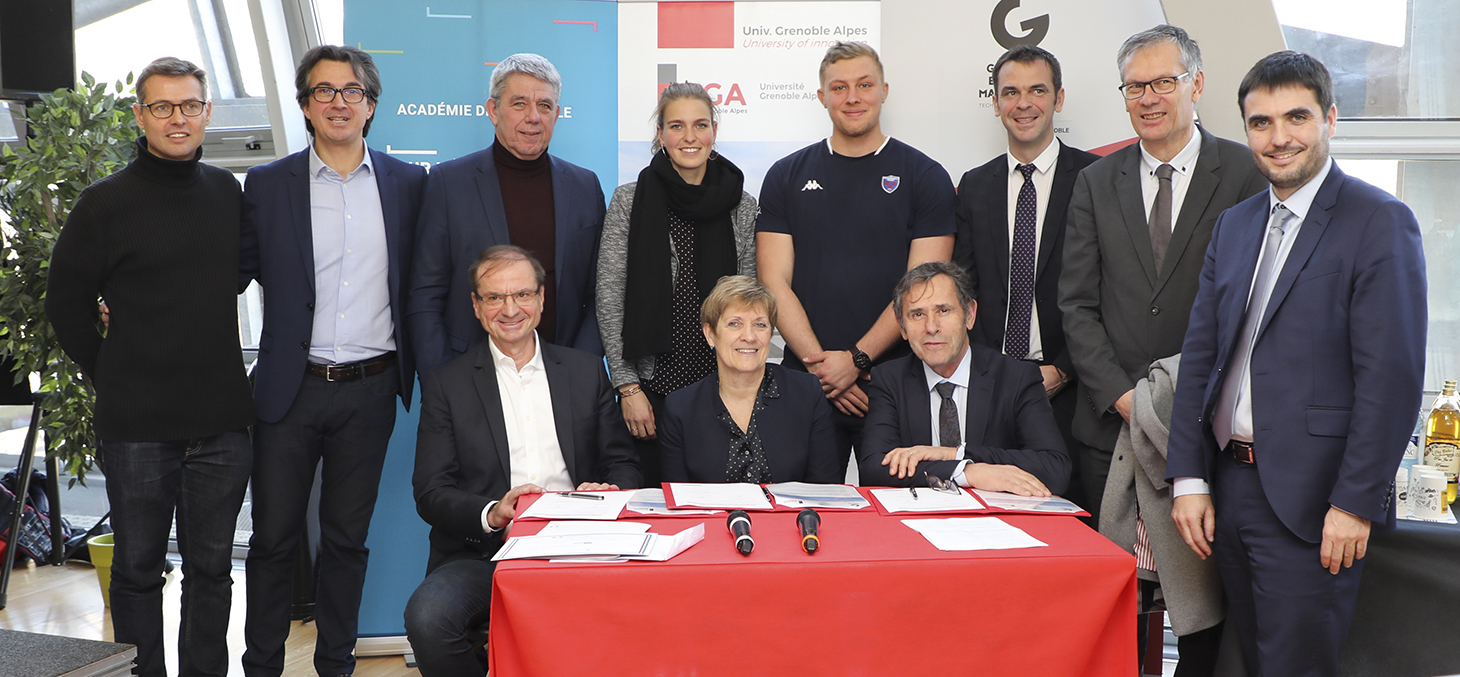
[859,262,1070,494]
[403,245,640,677]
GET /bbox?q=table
[489,496,1137,676]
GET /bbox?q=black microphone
[727,510,754,556]
[798,508,821,554]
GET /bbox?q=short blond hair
[700,275,778,328]
[819,41,883,85]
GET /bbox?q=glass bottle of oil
[1423,380,1460,505]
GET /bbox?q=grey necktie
[1150,163,1175,272]
[935,381,960,449]
[1214,204,1296,448]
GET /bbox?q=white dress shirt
[1139,128,1203,233]
[1003,140,1061,361]
[921,346,977,487]
[480,333,573,531]
[1174,159,1335,498]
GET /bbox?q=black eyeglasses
[473,288,541,309]
[1117,72,1191,100]
[310,86,368,104]
[140,100,207,118]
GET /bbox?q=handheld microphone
[798,508,821,554]
[727,510,754,556]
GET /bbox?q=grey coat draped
[1100,354,1223,636]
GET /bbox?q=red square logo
[658,2,734,49]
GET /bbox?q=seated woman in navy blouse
[660,276,843,484]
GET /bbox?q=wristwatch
[850,346,872,371]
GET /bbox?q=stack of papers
[902,517,1048,551]
[625,488,721,516]
[766,482,871,510]
[972,490,1085,514]
[517,491,634,520]
[870,487,986,513]
[493,521,705,562]
[665,482,773,510]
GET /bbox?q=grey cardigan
[1099,354,1224,637]
[595,181,758,389]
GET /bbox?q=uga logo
[882,175,900,193]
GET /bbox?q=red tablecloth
[490,501,1136,676]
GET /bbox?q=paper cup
[1395,467,1409,516]
[1414,471,1448,519]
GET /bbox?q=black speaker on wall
[0,0,76,100]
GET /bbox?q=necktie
[1005,163,1037,360]
[1150,163,1175,272]
[935,381,960,449]
[1214,204,1296,448]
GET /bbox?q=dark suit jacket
[954,139,1098,379]
[408,148,606,378]
[858,344,1070,493]
[659,364,842,484]
[412,340,641,570]
[1059,126,1268,451]
[239,147,426,423]
[1166,163,1426,542]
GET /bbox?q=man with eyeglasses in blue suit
[237,44,426,677]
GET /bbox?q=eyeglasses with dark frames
[1117,72,1192,100]
[310,86,368,104]
[140,100,207,118]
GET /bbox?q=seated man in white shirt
[404,245,640,677]
[858,261,1070,494]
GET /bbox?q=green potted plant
[0,72,139,486]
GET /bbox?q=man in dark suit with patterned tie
[954,45,1097,510]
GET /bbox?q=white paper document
[870,487,986,513]
[765,482,871,509]
[492,533,653,561]
[625,488,721,516]
[666,482,773,510]
[498,523,706,563]
[972,490,1085,514]
[517,491,634,520]
[534,521,651,536]
[902,517,1049,551]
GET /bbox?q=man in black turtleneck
[45,57,254,677]
[409,53,607,379]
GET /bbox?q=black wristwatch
[850,347,872,371]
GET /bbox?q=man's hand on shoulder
[882,445,957,479]
[1320,506,1371,575]
[962,463,1050,497]
[487,483,544,530]
[1172,494,1215,559]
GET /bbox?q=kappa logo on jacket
[801,180,824,191]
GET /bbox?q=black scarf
[622,150,744,360]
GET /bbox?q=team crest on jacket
[882,175,900,193]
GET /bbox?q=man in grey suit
[1058,24,1267,674]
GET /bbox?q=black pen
[762,486,774,505]
[559,492,605,501]
[909,487,919,500]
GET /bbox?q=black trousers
[242,368,399,677]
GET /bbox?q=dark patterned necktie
[1005,163,1037,360]
[935,381,960,449]
[1150,163,1175,272]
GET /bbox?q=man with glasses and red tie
[237,45,426,677]
[47,57,256,677]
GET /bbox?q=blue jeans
[404,558,497,677]
[101,430,251,677]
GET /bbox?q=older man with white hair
[410,53,607,379]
